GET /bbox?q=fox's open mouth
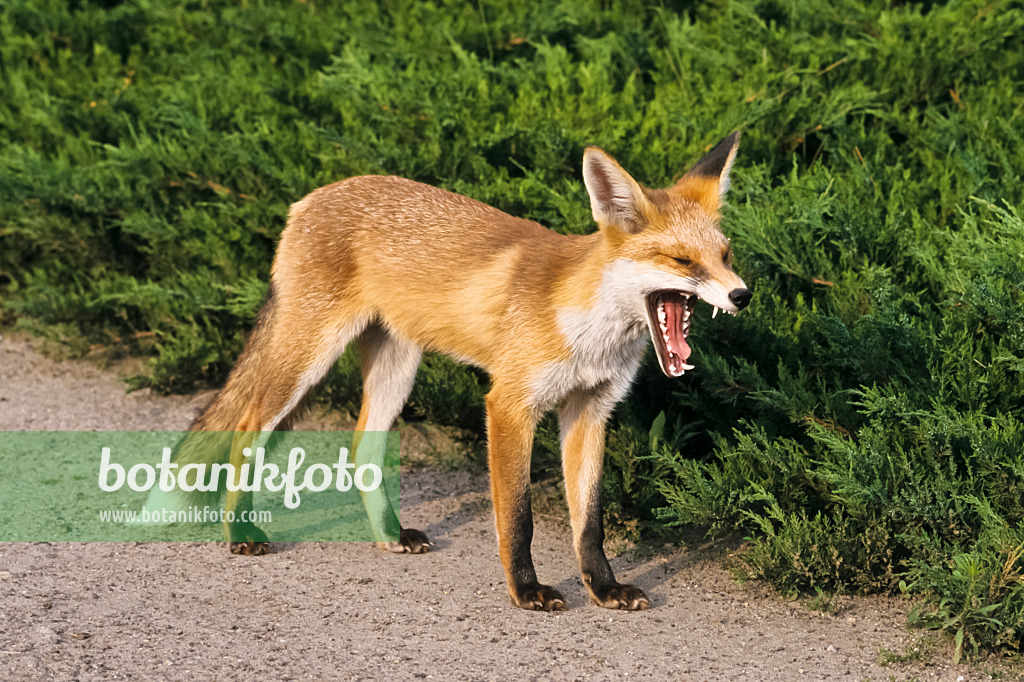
[645,291,696,378]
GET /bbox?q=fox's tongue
[652,292,695,377]
[663,297,692,361]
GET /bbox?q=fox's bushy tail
[191,282,280,434]
[145,284,280,512]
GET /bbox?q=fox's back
[273,175,593,370]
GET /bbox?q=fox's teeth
[658,304,667,324]
[712,306,719,319]
[681,362,695,370]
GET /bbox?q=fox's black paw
[512,582,566,612]
[229,541,270,556]
[590,582,650,611]
[379,527,432,554]
[227,524,270,556]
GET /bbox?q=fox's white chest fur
[530,259,657,414]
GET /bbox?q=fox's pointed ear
[582,147,650,233]
[672,131,741,212]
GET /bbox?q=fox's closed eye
[673,257,692,266]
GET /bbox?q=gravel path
[0,333,1000,681]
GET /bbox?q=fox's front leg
[560,390,650,610]
[486,388,565,611]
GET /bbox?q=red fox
[170,132,750,612]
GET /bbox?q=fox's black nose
[728,288,752,310]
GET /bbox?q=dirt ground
[0,333,1015,681]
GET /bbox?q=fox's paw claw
[229,541,269,556]
[379,528,432,554]
[512,583,566,612]
[590,583,650,611]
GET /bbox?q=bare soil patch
[0,333,1011,681]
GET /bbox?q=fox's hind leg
[224,307,370,556]
[352,322,428,553]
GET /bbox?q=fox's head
[582,132,751,378]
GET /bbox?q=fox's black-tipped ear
[673,131,741,211]
[582,146,650,233]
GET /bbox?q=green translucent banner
[0,431,400,543]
